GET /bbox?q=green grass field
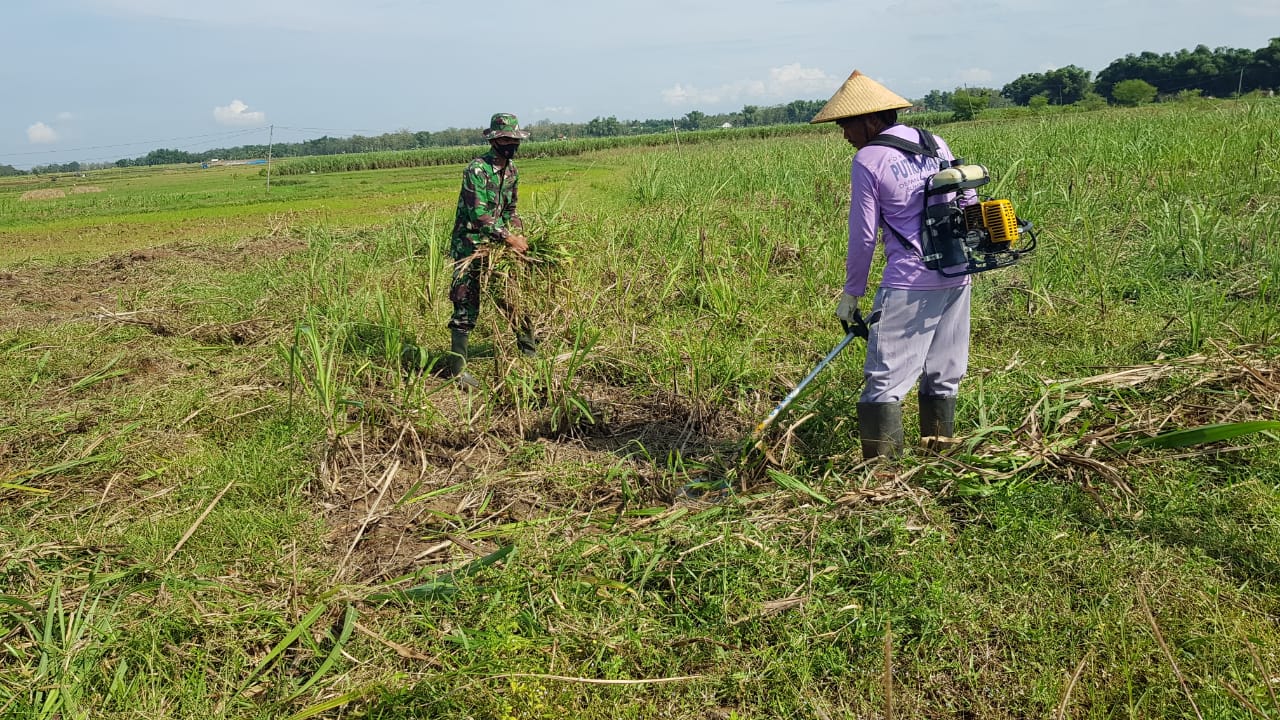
[2,99,1279,719]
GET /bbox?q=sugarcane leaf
[284,604,357,702]
[368,544,513,603]
[767,469,831,504]
[1123,421,1280,451]
[235,601,330,696]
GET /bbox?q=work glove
[835,292,861,325]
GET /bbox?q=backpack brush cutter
[867,128,1037,278]
[919,163,1037,277]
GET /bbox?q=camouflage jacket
[451,150,521,246]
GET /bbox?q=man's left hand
[835,292,861,324]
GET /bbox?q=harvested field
[19,188,66,200]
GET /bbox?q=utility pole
[1238,67,1245,96]
[266,124,274,190]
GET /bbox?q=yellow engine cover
[965,199,1020,247]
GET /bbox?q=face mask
[494,143,519,159]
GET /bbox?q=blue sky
[4,0,1277,169]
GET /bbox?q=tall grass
[269,124,833,176]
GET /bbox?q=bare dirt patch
[0,237,308,330]
[70,185,105,194]
[19,189,66,201]
[320,379,749,587]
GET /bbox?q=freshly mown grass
[1,98,1278,719]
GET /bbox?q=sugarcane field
[2,92,1279,719]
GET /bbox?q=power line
[1,127,283,170]
[69,134,269,167]
[273,125,387,135]
[0,127,266,159]
[2,123,428,169]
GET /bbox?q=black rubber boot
[444,329,479,389]
[400,342,428,374]
[919,393,957,439]
[857,401,904,460]
[515,326,538,358]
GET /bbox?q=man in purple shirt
[812,70,974,459]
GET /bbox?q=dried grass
[19,189,65,201]
[930,345,1280,506]
[310,335,1280,586]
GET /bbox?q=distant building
[202,158,266,168]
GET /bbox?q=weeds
[281,319,345,427]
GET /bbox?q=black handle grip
[841,308,870,340]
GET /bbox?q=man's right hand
[505,234,529,254]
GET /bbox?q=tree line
[928,38,1279,119]
[12,37,1278,175]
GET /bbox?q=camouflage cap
[482,112,530,140]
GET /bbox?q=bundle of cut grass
[478,218,574,336]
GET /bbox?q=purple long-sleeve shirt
[845,124,973,297]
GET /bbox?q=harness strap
[863,127,940,159]
[879,212,913,253]
[862,126,943,254]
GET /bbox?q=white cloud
[532,106,575,117]
[27,122,58,144]
[661,83,705,106]
[766,64,837,97]
[214,99,266,126]
[662,63,836,107]
[955,68,995,86]
[56,111,74,121]
[1234,0,1280,16]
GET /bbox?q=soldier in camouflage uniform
[443,112,536,388]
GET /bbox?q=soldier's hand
[505,234,529,254]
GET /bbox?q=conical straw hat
[810,70,911,123]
